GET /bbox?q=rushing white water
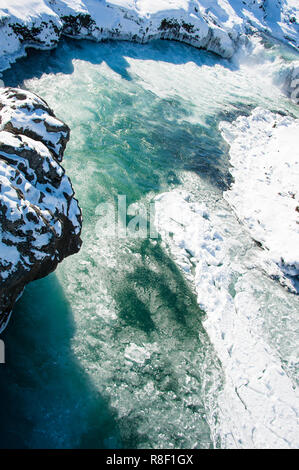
[0,37,299,448]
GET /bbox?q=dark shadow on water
[109,239,221,449]
[2,37,236,86]
[113,239,206,341]
[0,273,121,449]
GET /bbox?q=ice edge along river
[154,83,299,450]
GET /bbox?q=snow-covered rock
[154,190,299,448]
[0,87,82,333]
[220,107,299,283]
[278,60,299,104]
[0,1,298,73]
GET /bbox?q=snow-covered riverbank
[155,188,299,448]
[154,107,299,448]
[220,108,299,285]
[0,0,298,73]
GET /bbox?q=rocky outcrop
[0,87,82,333]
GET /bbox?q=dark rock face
[0,88,82,333]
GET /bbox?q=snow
[154,190,299,448]
[0,0,57,21]
[0,88,69,161]
[220,108,299,281]
[0,1,298,73]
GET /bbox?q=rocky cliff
[0,87,82,333]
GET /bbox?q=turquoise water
[1,38,299,448]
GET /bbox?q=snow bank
[154,190,299,448]
[0,0,298,73]
[220,107,299,282]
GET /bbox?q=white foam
[124,343,151,365]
